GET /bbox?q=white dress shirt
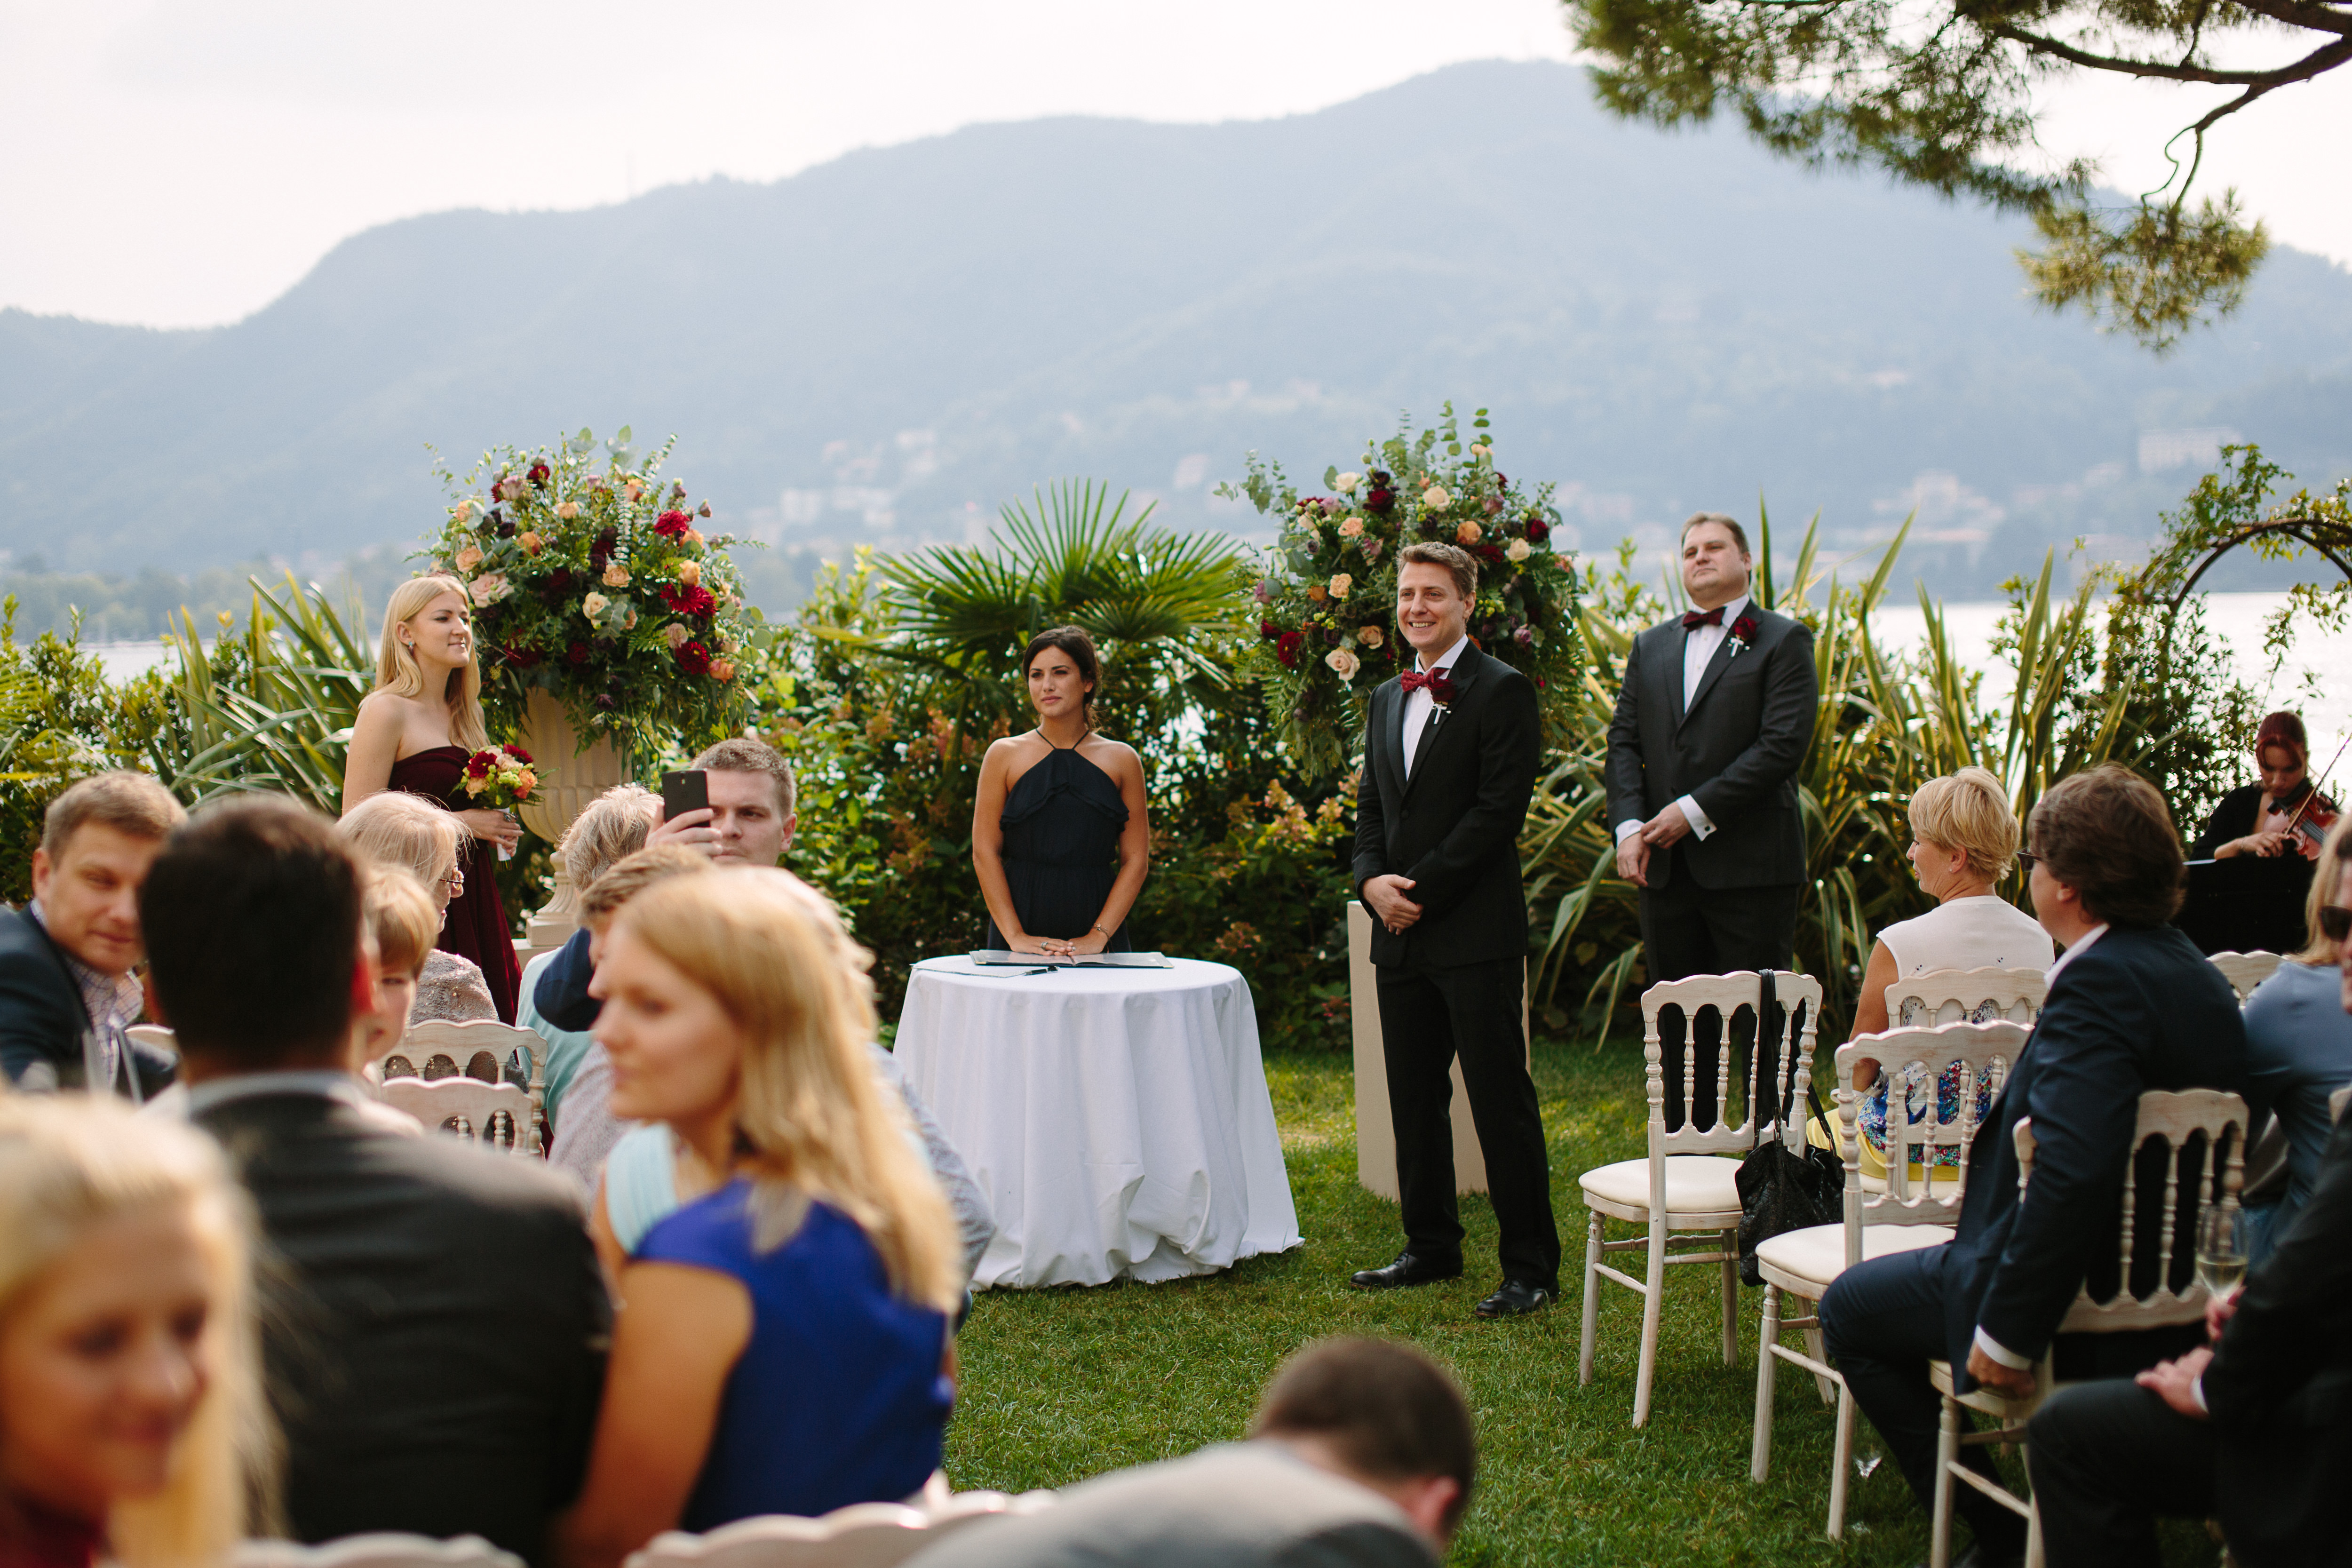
[1401,633,1470,776]
[1971,920,2111,1372]
[1614,592,1751,848]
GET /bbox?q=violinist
[2191,712,2337,864]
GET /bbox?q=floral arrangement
[1222,405,1582,778]
[427,428,766,752]
[459,744,537,811]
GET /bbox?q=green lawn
[944,1041,2217,1566]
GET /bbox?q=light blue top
[2241,957,2352,1260]
[604,1122,679,1256]
[516,947,595,1128]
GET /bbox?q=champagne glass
[2196,1205,2248,1301]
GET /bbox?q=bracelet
[1091,923,1110,937]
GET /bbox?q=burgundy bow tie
[1682,606,1725,629]
[1400,669,1455,701]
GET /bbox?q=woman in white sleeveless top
[1841,768,2052,1180]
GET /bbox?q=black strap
[1752,969,1777,1150]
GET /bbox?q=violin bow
[2283,731,2352,833]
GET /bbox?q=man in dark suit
[1605,513,1817,1129]
[1350,541,1558,1319]
[141,797,609,1567]
[0,771,184,1096]
[1820,767,2250,1568]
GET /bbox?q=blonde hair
[0,1098,275,1568]
[559,784,658,891]
[363,870,440,978]
[375,575,487,753]
[611,869,960,1312]
[1908,766,2021,883]
[579,845,713,933]
[41,772,186,860]
[338,791,467,891]
[2294,812,2352,964]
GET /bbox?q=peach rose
[1338,517,1364,538]
[1455,520,1484,546]
[517,531,543,555]
[555,501,581,520]
[709,659,736,683]
[683,528,706,548]
[1307,584,1328,604]
[602,563,630,588]
[1326,647,1360,680]
[677,560,702,587]
[454,545,484,571]
[467,573,510,606]
[582,592,610,618]
[624,479,645,501]
[1358,624,1384,648]
[662,622,691,649]
[1328,573,1353,599]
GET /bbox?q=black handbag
[1733,970,1847,1288]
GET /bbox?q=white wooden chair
[1748,1020,2023,1539]
[1578,969,1822,1427]
[372,1019,548,1148]
[1924,1088,2251,1568]
[1886,967,2045,1029]
[127,1023,178,1059]
[2206,950,2281,1003]
[233,1535,521,1568]
[376,1075,540,1155]
[623,1488,1056,1568]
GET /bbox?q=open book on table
[966,951,1174,968]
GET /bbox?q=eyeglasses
[2320,906,2352,944]
[2016,852,2041,873]
[444,867,466,893]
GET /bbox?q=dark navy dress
[984,742,1131,949]
[636,1181,952,1527]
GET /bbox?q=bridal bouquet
[1222,404,1582,778]
[460,745,538,811]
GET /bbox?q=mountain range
[5,58,2350,634]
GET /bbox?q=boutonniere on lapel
[1727,614,1759,658]
[1401,667,1457,723]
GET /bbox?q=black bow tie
[1682,606,1725,629]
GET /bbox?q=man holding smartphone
[650,738,798,867]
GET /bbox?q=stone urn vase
[514,690,630,955]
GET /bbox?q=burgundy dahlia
[654,510,692,539]
[1526,517,1550,543]
[675,639,713,677]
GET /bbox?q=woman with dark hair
[970,627,1150,956]
[2192,712,2334,864]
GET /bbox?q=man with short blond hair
[648,735,797,867]
[0,771,186,1094]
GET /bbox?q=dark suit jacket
[0,906,174,1095]
[2206,1111,2352,1568]
[1603,603,1815,890]
[194,1087,610,1565]
[1941,924,2249,1380]
[1351,643,1542,970]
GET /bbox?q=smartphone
[660,768,709,820]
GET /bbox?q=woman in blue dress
[971,627,1151,957]
[556,869,965,1568]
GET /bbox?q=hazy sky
[6,0,2346,329]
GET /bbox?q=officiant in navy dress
[972,627,1151,957]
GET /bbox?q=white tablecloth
[894,955,1302,1289]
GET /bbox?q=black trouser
[2026,1380,2214,1568]
[1375,955,1561,1291]
[1818,1244,2030,1558]
[1637,847,1798,1132]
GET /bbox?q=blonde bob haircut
[363,870,441,978]
[609,869,961,1313]
[1907,766,2021,883]
[338,790,469,891]
[0,1097,276,1568]
[374,575,487,753]
[559,784,659,892]
[2293,812,2352,965]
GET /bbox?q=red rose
[506,745,533,764]
[654,510,692,538]
[1525,517,1549,543]
[1732,614,1760,643]
[503,642,540,669]
[1365,487,1396,515]
[527,462,551,487]
[566,640,590,665]
[1476,543,1504,566]
[1275,630,1303,669]
[1260,619,1280,640]
[675,639,713,676]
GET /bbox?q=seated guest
[143,797,609,1565]
[2238,812,2352,1260]
[0,772,184,1096]
[0,1095,267,1568]
[337,790,496,1026]
[351,869,445,1073]
[556,869,964,1567]
[521,784,658,1131]
[902,1337,1475,1568]
[1835,767,2051,1183]
[2026,851,2352,1568]
[1819,765,2249,1568]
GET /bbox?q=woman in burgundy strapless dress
[386,746,522,1021]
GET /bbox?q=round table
[894,955,1302,1289]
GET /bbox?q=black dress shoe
[1348,1253,1463,1290]
[1473,1280,1554,1318]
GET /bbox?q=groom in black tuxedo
[1605,513,1816,1130]
[1351,541,1559,1319]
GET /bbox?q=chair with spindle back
[1923,1088,2252,1568]
[371,1019,548,1147]
[375,1075,540,1156]
[1578,969,1822,1427]
[1886,967,2045,1029]
[2206,950,2282,1004]
[1749,1019,2025,1539]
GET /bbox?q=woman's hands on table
[1006,933,1075,958]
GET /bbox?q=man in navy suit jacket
[1820,767,2249,1568]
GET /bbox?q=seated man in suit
[2023,853,2352,1568]
[0,771,184,1096]
[903,1337,1474,1568]
[1819,766,2249,1568]
[140,797,610,1567]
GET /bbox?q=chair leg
[2024,1484,2045,1568]
[1720,1227,1739,1367]
[1750,1282,1780,1482]
[1930,1393,1961,1568]
[1827,1377,1855,1541]
[1804,1324,1836,1404]
[1632,1219,1666,1427]
[1578,1209,1603,1386]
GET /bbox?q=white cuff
[1676,794,1717,841]
[1615,819,1645,844]
[1971,1327,2032,1371]
[2191,1374,2208,1415]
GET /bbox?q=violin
[2258,779,2341,863]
